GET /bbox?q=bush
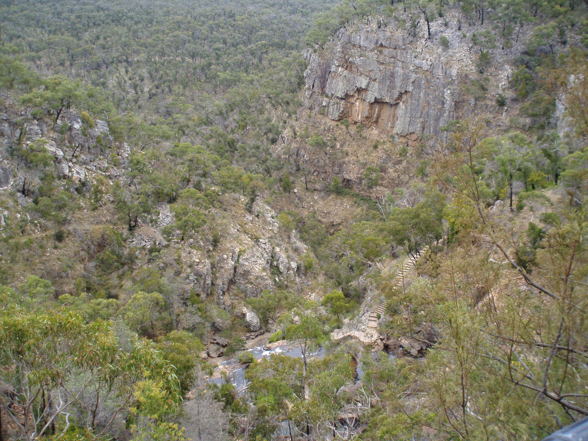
[496,94,507,107]
[268,329,284,343]
[478,50,492,73]
[238,351,255,365]
[279,174,293,193]
[53,229,66,242]
[308,135,328,149]
[439,35,449,49]
[363,166,382,189]
[16,138,53,168]
[512,67,536,99]
[80,111,95,128]
[329,176,346,195]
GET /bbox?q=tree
[120,292,172,338]
[156,331,204,394]
[20,76,84,124]
[561,148,588,205]
[386,190,445,254]
[285,312,327,436]
[321,289,355,320]
[169,204,207,241]
[0,310,181,441]
[0,56,39,90]
[246,355,303,438]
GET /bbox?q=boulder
[242,307,261,332]
[0,166,11,189]
[207,344,224,358]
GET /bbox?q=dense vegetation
[0,0,587,440]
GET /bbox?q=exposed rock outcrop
[304,15,481,140]
[0,104,121,198]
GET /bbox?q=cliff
[303,12,521,141]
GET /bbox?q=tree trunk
[509,177,513,212]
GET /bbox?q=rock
[56,161,70,178]
[43,140,64,160]
[207,344,224,358]
[211,317,230,332]
[213,250,240,302]
[383,325,438,358]
[272,247,290,274]
[157,203,173,228]
[189,257,212,298]
[69,165,86,183]
[415,323,440,345]
[234,241,274,297]
[398,336,427,358]
[0,166,11,189]
[242,307,261,332]
[383,336,403,356]
[302,13,519,143]
[24,121,42,142]
[211,336,230,347]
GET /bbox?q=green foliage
[120,291,172,338]
[20,75,110,123]
[277,211,296,232]
[285,314,327,348]
[496,93,507,107]
[477,50,492,73]
[156,331,204,393]
[386,190,445,253]
[329,176,347,195]
[80,110,95,128]
[464,78,489,101]
[168,203,207,241]
[0,55,40,90]
[308,134,328,149]
[472,30,497,49]
[0,308,181,441]
[561,147,588,204]
[512,67,536,99]
[14,137,54,168]
[238,351,255,365]
[521,91,556,129]
[279,174,293,193]
[321,289,355,319]
[247,290,300,327]
[362,165,382,189]
[439,35,449,49]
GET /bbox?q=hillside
[0,0,587,440]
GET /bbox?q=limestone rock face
[304,15,480,140]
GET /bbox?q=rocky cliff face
[303,13,514,141]
[274,12,532,196]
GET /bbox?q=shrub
[80,111,95,128]
[512,67,536,99]
[363,166,382,189]
[496,94,507,107]
[478,50,492,73]
[439,35,449,49]
[308,135,328,149]
[238,351,255,365]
